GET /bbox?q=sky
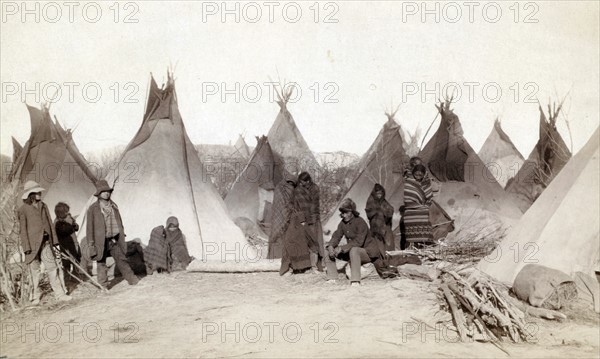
[1,1,599,159]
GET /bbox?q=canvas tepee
[478,127,599,284]
[478,119,525,188]
[224,135,284,229]
[322,110,409,235]
[266,86,320,176]
[232,134,251,159]
[505,104,571,212]
[419,101,522,227]
[10,104,98,215]
[11,137,22,163]
[77,74,266,268]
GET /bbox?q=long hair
[409,156,422,168]
[54,202,70,219]
[298,171,312,183]
[412,164,427,175]
[23,192,37,205]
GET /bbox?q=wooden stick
[505,295,567,320]
[59,252,107,293]
[441,283,468,341]
[450,286,510,356]
[488,283,528,332]
[0,264,17,310]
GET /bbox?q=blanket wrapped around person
[402,164,434,247]
[145,216,192,274]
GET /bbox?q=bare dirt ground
[2,271,599,358]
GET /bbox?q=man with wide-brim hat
[86,179,139,288]
[325,198,388,286]
[18,180,71,304]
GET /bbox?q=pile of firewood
[414,223,508,265]
[439,270,543,349]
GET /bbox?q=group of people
[18,179,194,305]
[270,156,436,286]
[17,156,435,304]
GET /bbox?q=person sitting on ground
[145,225,170,274]
[401,164,434,249]
[165,216,192,270]
[325,198,388,287]
[145,216,193,274]
[54,202,81,279]
[365,183,395,252]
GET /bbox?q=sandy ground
[1,271,599,358]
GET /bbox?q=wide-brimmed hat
[94,180,114,196]
[339,198,360,217]
[21,180,45,200]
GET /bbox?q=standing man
[293,172,325,272]
[86,180,139,289]
[18,181,71,304]
[272,173,312,275]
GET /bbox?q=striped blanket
[145,225,170,272]
[403,177,434,245]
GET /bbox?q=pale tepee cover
[505,105,571,212]
[322,112,408,235]
[225,136,284,226]
[478,119,525,188]
[419,102,522,227]
[266,87,320,175]
[478,127,599,284]
[77,74,260,265]
[233,134,251,159]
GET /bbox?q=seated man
[325,198,388,286]
[145,216,192,274]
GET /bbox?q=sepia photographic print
[0,1,599,358]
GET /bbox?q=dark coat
[86,200,126,261]
[293,182,320,225]
[327,216,382,259]
[18,202,58,264]
[365,184,395,251]
[55,218,80,260]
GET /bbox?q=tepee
[266,85,320,176]
[419,101,522,227]
[224,135,284,228]
[478,127,599,284]
[11,137,22,163]
[322,110,409,235]
[505,104,571,212]
[77,73,263,266]
[10,104,97,215]
[232,134,251,159]
[478,119,525,188]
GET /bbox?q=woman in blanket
[365,183,395,252]
[145,216,193,274]
[402,164,434,248]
